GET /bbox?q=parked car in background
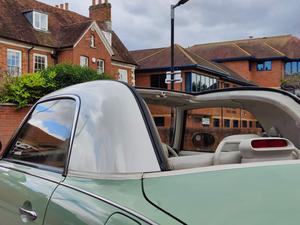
[0,81,300,225]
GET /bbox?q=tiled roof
[0,0,136,65]
[131,44,253,85]
[188,35,300,61]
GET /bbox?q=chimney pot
[55,5,59,8]
[60,4,64,9]
[92,0,96,5]
[65,3,69,10]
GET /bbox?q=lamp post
[170,0,190,90]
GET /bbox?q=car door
[0,98,78,225]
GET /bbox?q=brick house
[188,35,300,88]
[0,0,137,84]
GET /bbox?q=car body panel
[45,176,181,225]
[0,161,63,225]
[143,161,300,225]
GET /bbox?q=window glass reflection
[7,99,76,169]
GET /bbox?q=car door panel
[0,162,62,225]
[43,185,152,225]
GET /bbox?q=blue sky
[40,0,300,50]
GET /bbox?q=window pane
[224,119,231,128]
[292,61,298,74]
[213,118,220,128]
[6,99,76,169]
[264,61,272,71]
[191,74,197,93]
[118,69,128,82]
[34,55,47,72]
[41,14,48,30]
[97,59,104,74]
[257,62,264,71]
[233,120,239,128]
[154,117,165,127]
[7,50,21,76]
[35,12,41,28]
[285,62,292,75]
[80,56,88,67]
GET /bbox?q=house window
[118,69,128,82]
[90,35,95,48]
[33,11,48,31]
[257,61,272,71]
[186,73,218,93]
[151,75,167,89]
[285,61,300,75]
[213,118,220,128]
[233,120,239,128]
[224,119,231,128]
[97,59,104,74]
[249,121,253,128]
[7,49,22,76]
[80,56,89,67]
[154,117,165,127]
[34,54,47,72]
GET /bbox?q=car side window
[5,99,76,170]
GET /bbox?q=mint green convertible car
[0,81,300,225]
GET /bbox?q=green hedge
[0,64,112,107]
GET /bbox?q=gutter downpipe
[27,46,34,73]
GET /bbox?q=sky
[39,0,300,51]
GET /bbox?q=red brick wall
[250,60,284,87]
[72,28,113,75]
[0,43,54,74]
[57,49,73,64]
[0,105,30,151]
[222,60,284,88]
[223,61,252,80]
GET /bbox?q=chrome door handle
[19,207,38,221]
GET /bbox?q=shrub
[0,64,112,107]
[42,64,111,90]
[0,72,56,108]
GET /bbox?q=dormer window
[33,11,48,31]
[24,11,48,32]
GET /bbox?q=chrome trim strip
[60,183,159,225]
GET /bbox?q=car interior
[139,88,300,171]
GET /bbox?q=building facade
[188,35,300,88]
[131,44,261,150]
[0,0,137,85]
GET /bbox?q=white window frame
[33,11,48,31]
[97,59,105,74]
[90,35,96,48]
[33,53,48,72]
[80,56,89,67]
[7,49,22,76]
[118,69,128,83]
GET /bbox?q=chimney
[65,3,69,10]
[89,0,112,30]
[60,4,64,9]
[55,5,59,8]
